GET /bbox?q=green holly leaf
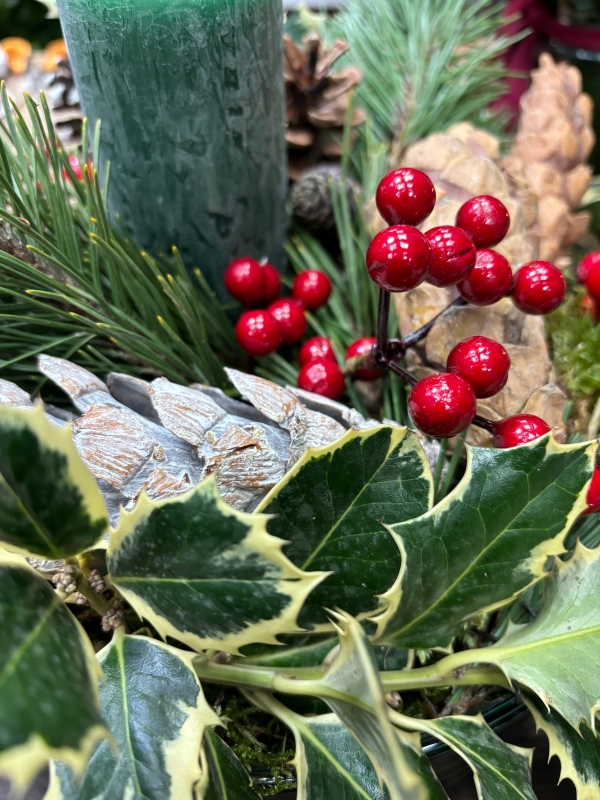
[46,634,217,800]
[0,405,108,559]
[523,692,600,799]
[313,611,440,800]
[0,553,106,791]
[198,728,259,800]
[258,426,433,627]
[481,543,600,730]
[251,693,447,800]
[239,635,339,668]
[395,714,535,800]
[108,477,326,654]
[374,435,595,648]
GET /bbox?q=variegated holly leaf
[107,478,325,654]
[523,692,600,799]
[0,405,108,558]
[46,634,217,800]
[374,435,595,648]
[250,693,447,800]
[393,714,535,800]
[481,544,600,730]
[313,611,438,800]
[198,728,259,800]
[239,635,339,668]
[258,426,433,627]
[0,553,106,791]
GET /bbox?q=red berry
[456,196,510,248]
[259,263,281,304]
[447,336,510,399]
[424,226,476,287]
[292,270,332,311]
[577,251,600,284]
[585,260,600,304]
[225,258,265,308]
[492,414,551,448]
[268,298,307,345]
[583,466,600,515]
[366,225,432,292]
[581,294,600,322]
[66,153,83,181]
[408,373,476,438]
[457,249,513,306]
[298,358,345,400]
[235,310,282,356]
[376,168,436,227]
[299,337,337,366]
[345,337,385,381]
[512,261,566,315]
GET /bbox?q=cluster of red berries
[577,251,600,322]
[296,335,386,401]
[369,170,567,312]
[365,167,568,449]
[226,258,331,357]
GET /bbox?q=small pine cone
[75,592,88,605]
[290,165,359,231]
[101,607,124,632]
[88,570,105,594]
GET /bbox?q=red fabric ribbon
[496,0,600,124]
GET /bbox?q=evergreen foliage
[0,85,239,396]
[330,0,516,144]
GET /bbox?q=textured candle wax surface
[58,0,287,296]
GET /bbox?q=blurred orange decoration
[0,37,32,75]
[42,40,69,73]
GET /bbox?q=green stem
[193,651,510,696]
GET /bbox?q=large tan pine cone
[503,53,595,262]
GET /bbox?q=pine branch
[329,0,519,145]
[0,83,240,396]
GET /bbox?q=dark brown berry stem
[401,297,467,348]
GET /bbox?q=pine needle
[329,0,519,144]
[0,82,240,395]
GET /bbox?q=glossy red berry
[259,263,281,304]
[268,298,307,345]
[376,168,436,227]
[456,196,510,248]
[366,225,432,292]
[583,466,600,515]
[456,249,513,306]
[235,310,282,356]
[576,251,600,285]
[299,337,337,366]
[512,261,566,315]
[424,226,476,287]
[292,270,332,311]
[585,260,600,304]
[492,414,551,448]
[225,258,265,308]
[408,373,476,438]
[298,358,345,400]
[447,336,510,399]
[580,294,600,322]
[345,337,385,381]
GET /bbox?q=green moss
[548,291,600,401]
[212,690,296,796]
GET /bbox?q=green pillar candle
[57,0,287,295]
